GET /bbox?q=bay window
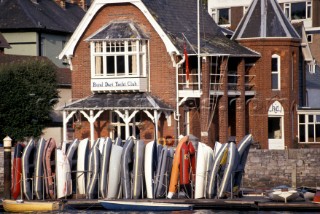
[92,40,147,78]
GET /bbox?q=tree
[0,59,59,143]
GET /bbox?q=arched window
[271,54,280,90]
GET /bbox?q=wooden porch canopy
[62,92,174,144]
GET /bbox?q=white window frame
[110,111,141,141]
[284,1,312,20]
[217,8,231,26]
[307,34,313,43]
[271,54,281,90]
[91,40,148,78]
[298,113,320,144]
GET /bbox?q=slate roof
[0,54,71,86]
[306,65,320,89]
[0,0,85,33]
[86,21,149,41]
[63,93,173,111]
[232,0,300,40]
[141,0,259,57]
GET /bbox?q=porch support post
[81,110,104,147]
[63,110,76,142]
[144,110,161,139]
[125,110,130,139]
[154,110,159,140]
[236,58,246,142]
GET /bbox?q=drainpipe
[170,52,185,139]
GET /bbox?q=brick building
[59,0,315,149]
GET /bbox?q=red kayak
[11,143,25,200]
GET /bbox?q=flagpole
[197,0,201,93]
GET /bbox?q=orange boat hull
[168,136,189,198]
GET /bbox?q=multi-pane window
[284,1,312,20]
[110,112,141,141]
[299,114,320,143]
[92,40,147,78]
[271,54,280,90]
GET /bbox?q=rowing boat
[99,200,193,211]
[2,199,63,212]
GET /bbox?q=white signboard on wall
[91,77,147,92]
[268,100,284,116]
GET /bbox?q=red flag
[184,43,190,87]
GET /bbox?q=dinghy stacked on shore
[11,134,253,201]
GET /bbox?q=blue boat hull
[99,200,193,211]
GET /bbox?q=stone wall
[1,148,319,195]
[243,148,320,189]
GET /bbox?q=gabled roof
[59,0,259,60]
[232,0,300,40]
[0,0,85,33]
[86,21,149,41]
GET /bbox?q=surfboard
[22,138,35,200]
[132,140,145,199]
[76,138,89,195]
[218,142,239,198]
[206,142,229,199]
[167,135,189,199]
[120,138,134,199]
[11,143,25,200]
[56,141,72,199]
[99,137,112,198]
[107,143,123,199]
[34,138,46,200]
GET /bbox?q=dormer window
[92,40,147,77]
[86,21,149,92]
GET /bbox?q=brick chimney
[55,0,65,9]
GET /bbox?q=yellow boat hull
[3,199,63,212]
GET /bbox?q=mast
[197,0,201,93]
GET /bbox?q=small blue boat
[99,200,194,211]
